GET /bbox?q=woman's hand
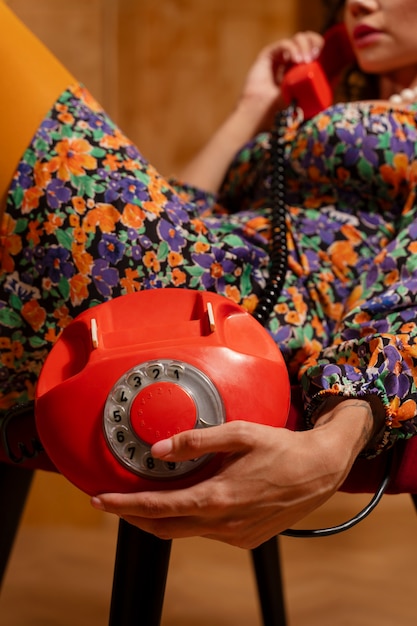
[238,30,325,133]
[91,398,378,549]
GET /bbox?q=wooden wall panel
[116,0,297,176]
[296,0,327,32]
[5,0,118,116]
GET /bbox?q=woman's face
[344,0,417,84]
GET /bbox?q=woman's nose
[345,0,376,18]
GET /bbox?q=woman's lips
[353,24,383,48]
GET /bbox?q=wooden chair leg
[0,464,34,589]
[109,520,172,626]
[251,536,287,626]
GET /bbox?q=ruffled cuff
[304,388,394,458]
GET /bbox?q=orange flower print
[391,398,417,428]
[44,327,59,344]
[194,240,210,253]
[48,137,97,181]
[380,153,409,194]
[317,113,332,131]
[71,84,102,112]
[275,302,289,315]
[285,310,301,325]
[69,214,80,228]
[22,186,43,214]
[171,267,187,286]
[168,251,183,267]
[242,293,258,313]
[346,285,364,310]
[11,340,24,360]
[352,310,371,325]
[27,220,43,246]
[34,161,52,189]
[190,219,208,236]
[149,184,167,207]
[83,203,120,233]
[44,213,64,235]
[121,203,145,229]
[69,273,91,307]
[386,269,399,286]
[21,300,47,332]
[0,214,22,272]
[408,240,417,255]
[57,110,75,126]
[210,262,224,278]
[328,240,358,279]
[142,200,164,217]
[120,268,142,293]
[244,216,270,237]
[72,243,93,274]
[143,251,160,272]
[53,305,73,329]
[99,127,131,151]
[103,153,120,171]
[73,227,88,244]
[225,285,241,303]
[72,196,87,215]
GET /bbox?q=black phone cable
[252,106,393,537]
[252,108,289,325]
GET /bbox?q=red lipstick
[353,24,383,48]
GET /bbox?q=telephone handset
[35,289,290,496]
[281,23,355,119]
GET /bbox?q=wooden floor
[1,487,416,625]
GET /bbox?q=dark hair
[322,0,379,101]
[322,0,346,31]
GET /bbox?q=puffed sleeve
[300,146,417,454]
[287,102,417,454]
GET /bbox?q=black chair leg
[109,520,172,626]
[411,494,417,512]
[0,464,34,589]
[251,535,287,626]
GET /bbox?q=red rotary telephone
[281,23,355,120]
[35,289,290,496]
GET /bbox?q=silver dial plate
[103,359,225,479]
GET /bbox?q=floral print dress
[2,83,417,453]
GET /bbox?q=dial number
[103,359,225,479]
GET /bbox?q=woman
[1,0,416,547]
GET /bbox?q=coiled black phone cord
[252,110,288,325]
[252,107,393,537]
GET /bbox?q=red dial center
[130,381,197,445]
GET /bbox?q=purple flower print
[92,259,119,297]
[42,247,74,284]
[46,179,71,209]
[120,178,148,203]
[98,234,125,264]
[192,248,236,290]
[157,219,186,252]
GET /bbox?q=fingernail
[152,438,173,458]
[91,497,105,511]
[311,46,320,59]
